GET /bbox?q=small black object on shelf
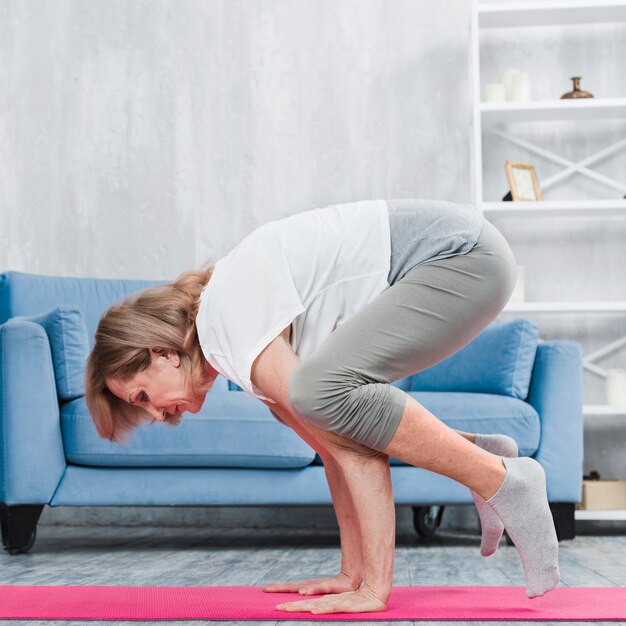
[502,191,513,201]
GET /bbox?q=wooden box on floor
[577,480,626,510]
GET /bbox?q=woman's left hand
[275,584,388,614]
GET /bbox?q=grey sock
[486,456,560,598]
[472,434,518,556]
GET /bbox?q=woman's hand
[274,583,387,614]
[263,569,361,596]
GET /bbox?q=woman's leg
[288,218,517,458]
[288,218,559,600]
[456,429,476,443]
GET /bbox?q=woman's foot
[486,456,560,598]
[472,433,519,556]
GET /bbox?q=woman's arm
[251,330,395,613]
[251,329,364,592]
[273,433,396,614]
[265,403,364,593]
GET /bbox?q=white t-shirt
[195,199,391,403]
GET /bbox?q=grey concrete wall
[0,0,473,278]
[1,0,625,529]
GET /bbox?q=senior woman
[85,198,559,615]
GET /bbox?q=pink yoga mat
[0,585,625,621]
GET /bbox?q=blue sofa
[0,271,583,554]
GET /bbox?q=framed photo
[505,161,542,201]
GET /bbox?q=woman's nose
[147,405,166,422]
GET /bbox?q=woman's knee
[288,359,368,434]
[289,361,405,449]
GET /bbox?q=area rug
[0,585,625,620]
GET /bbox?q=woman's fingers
[263,574,359,595]
[263,577,323,593]
[296,576,358,595]
[275,588,388,614]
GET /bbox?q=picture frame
[505,161,542,201]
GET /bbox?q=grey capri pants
[286,210,518,453]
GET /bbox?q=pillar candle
[500,68,521,100]
[511,72,532,102]
[606,369,626,406]
[485,82,506,102]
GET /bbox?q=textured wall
[0,0,472,278]
[1,1,625,528]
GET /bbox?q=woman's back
[195,199,391,401]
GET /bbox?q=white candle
[606,369,626,406]
[485,82,506,102]
[511,72,532,102]
[501,68,521,100]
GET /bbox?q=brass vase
[561,76,594,99]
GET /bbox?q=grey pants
[287,217,518,452]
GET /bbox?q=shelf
[584,405,626,416]
[480,200,626,217]
[500,301,626,313]
[471,4,626,523]
[575,508,626,520]
[480,98,626,125]
[478,1,626,29]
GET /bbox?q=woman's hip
[298,219,517,385]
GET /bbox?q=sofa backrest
[0,271,165,348]
[1,271,540,401]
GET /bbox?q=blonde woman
[86,198,559,615]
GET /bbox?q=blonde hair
[85,260,216,444]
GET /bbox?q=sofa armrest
[527,340,583,502]
[0,320,66,504]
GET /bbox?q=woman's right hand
[262,569,362,596]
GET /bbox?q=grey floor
[1,523,625,626]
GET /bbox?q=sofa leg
[549,502,576,541]
[0,504,44,554]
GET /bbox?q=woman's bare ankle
[338,568,362,588]
[479,457,507,500]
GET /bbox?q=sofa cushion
[406,318,539,399]
[10,305,89,401]
[311,390,541,465]
[61,384,316,469]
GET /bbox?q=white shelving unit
[584,405,626,417]
[502,302,626,314]
[471,1,626,204]
[478,1,626,29]
[575,509,626,520]
[470,0,626,522]
[481,200,626,217]
[481,98,626,125]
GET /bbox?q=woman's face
[106,348,210,423]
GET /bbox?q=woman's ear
[168,350,181,367]
[149,347,181,367]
